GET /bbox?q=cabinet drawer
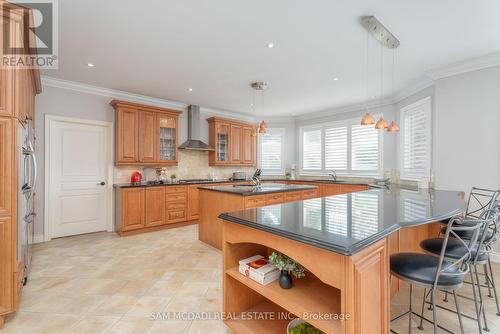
[285,191,302,202]
[166,193,187,202]
[166,186,187,194]
[302,189,319,199]
[265,193,285,205]
[167,209,187,222]
[245,195,266,208]
[167,202,186,210]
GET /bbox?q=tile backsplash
[113,150,258,183]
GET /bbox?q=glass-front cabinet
[158,115,177,163]
[216,123,230,163]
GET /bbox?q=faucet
[251,175,262,187]
[329,170,337,182]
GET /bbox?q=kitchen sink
[311,179,350,183]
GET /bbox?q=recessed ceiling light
[87,63,94,68]
[266,43,275,49]
[250,103,254,107]
[333,77,339,81]
[371,95,376,99]
[188,88,193,92]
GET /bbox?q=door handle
[98,182,106,186]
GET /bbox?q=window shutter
[260,129,283,173]
[325,126,348,171]
[303,198,322,230]
[351,124,379,173]
[401,98,431,180]
[302,129,322,170]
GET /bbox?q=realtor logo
[2,0,58,69]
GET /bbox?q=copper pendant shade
[375,117,388,129]
[361,112,375,125]
[386,121,400,132]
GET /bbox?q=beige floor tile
[90,295,139,316]
[107,316,154,334]
[187,320,232,334]
[116,279,158,296]
[125,295,172,317]
[148,320,191,334]
[67,315,120,334]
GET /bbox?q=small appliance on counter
[231,171,247,181]
[130,171,142,184]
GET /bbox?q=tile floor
[1,225,500,333]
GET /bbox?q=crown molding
[392,77,434,103]
[426,51,500,80]
[293,96,395,122]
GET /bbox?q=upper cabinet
[207,117,257,166]
[112,100,181,166]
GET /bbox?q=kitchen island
[219,185,466,334]
[198,183,325,249]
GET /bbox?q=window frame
[399,97,432,181]
[299,117,384,177]
[258,127,286,176]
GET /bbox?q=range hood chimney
[178,105,214,151]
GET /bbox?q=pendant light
[361,29,375,126]
[387,121,400,132]
[251,82,268,135]
[375,41,388,129]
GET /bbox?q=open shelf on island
[225,267,342,334]
[225,300,291,334]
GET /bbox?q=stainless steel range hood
[178,105,214,151]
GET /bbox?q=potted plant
[285,171,292,180]
[268,252,305,289]
[170,174,177,183]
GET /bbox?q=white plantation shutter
[325,195,348,236]
[351,124,379,173]
[400,97,431,180]
[303,129,322,170]
[303,198,322,230]
[260,129,284,174]
[325,126,348,171]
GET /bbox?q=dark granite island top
[219,185,466,255]
[198,182,318,196]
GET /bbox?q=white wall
[434,66,500,192]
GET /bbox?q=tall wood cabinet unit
[0,2,42,327]
[111,100,182,166]
[207,117,256,166]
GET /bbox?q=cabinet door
[0,118,13,217]
[116,108,139,163]
[157,114,177,163]
[215,123,230,163]
[187,185,199,220]
[230,124,242,164]
[121,188,144,231]
[0,19,14,117]
[145,187,165,227]
[242,126,255,165]
[139,111,157,162]
[0,216,13,313]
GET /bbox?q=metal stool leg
[418,288,428,330]
[409,284,413,334]
[474,264,490,331]
[470,268,483,334]
[431,289,438,334]
[484,264,493,297]
[452,291,465,334]
[487,257,500,316]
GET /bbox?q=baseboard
[490,251,500,264]
[33,234,46,244]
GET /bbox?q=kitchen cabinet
[145,188,165,227]
[166,186,187,223]
[120,188,145,231]
[187,185,200,220]
[207,117,257,166]
[112,100,181,166]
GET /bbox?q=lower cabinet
[120,188,145,231]
[145,187,165,227]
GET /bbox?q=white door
[47,116,112,238]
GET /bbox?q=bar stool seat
[421,238,489,263]
[391,253,465,288]
[440,224,495,242]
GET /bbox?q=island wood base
[222,219,441,334]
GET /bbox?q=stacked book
[238,255,280,285]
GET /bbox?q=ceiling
[43,0,500,116]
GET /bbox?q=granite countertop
[113,179,251,188]
[219,185,467,255]
[199,183,318,196]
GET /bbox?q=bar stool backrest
[434,216,491,289]
[478,202,500,254]
[465,187,500,220]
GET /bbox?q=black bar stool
[390,216,487,334]
[422,205,500,333]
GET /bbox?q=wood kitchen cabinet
[187,185,200,220]
[119,188,145,231]
[112,100,181,166]
[145,187,165,227]
[207,117,257,166]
